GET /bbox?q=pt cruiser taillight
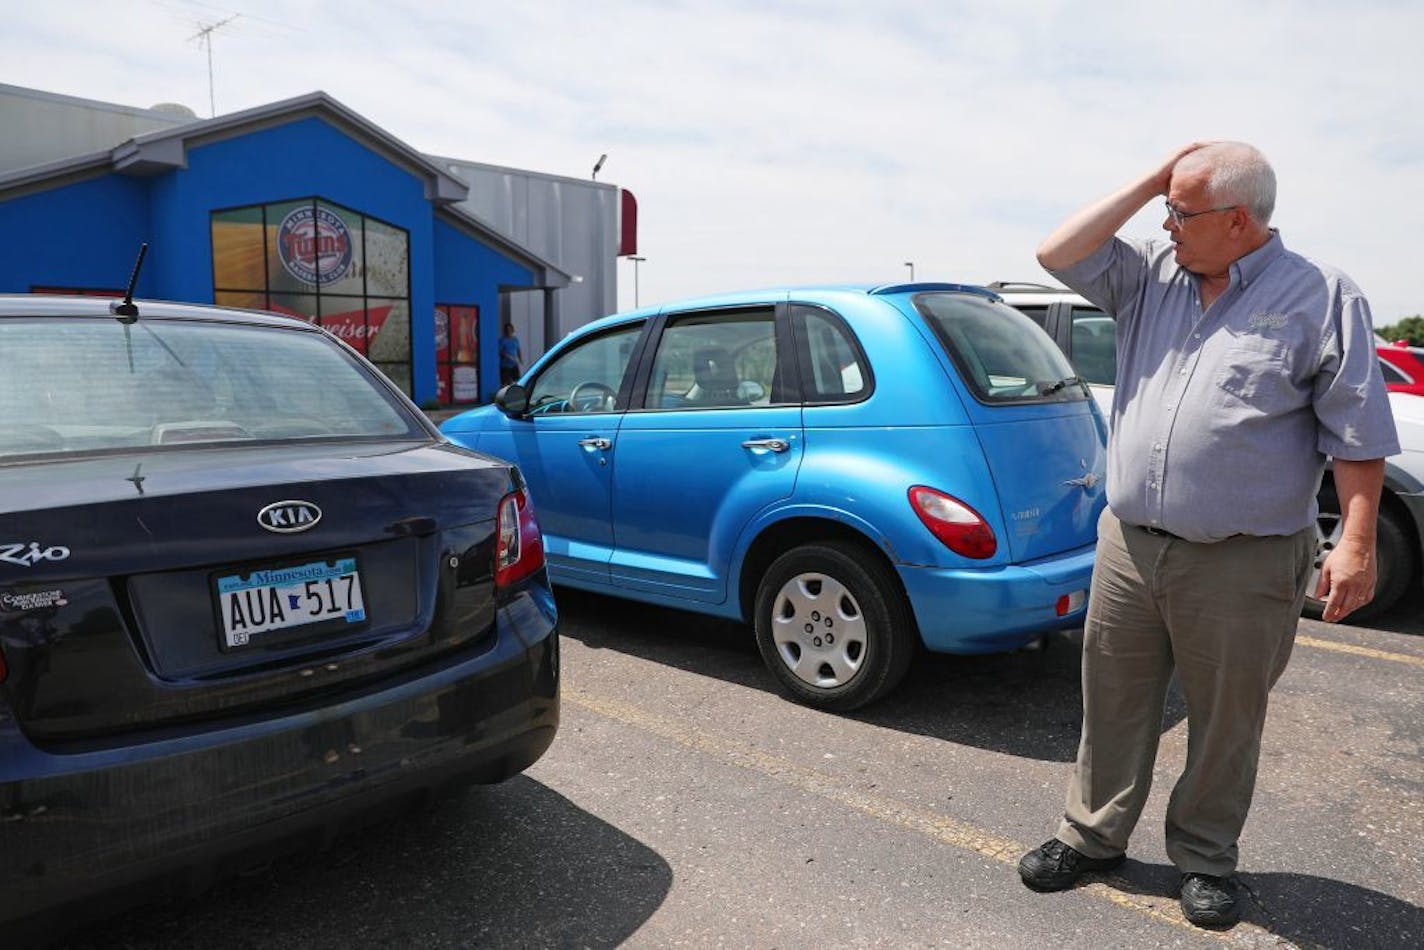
[495,487,546,587]
[908,485,997,559]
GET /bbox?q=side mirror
[495,383,530,417]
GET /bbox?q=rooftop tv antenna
[189,13,240,117]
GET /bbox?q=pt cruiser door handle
[741,438,790,453]
[578,437,612,450]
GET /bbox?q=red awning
[619,189,638,257]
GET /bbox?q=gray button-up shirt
[1050,231,1399,542]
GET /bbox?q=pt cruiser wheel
[754,542,916,711]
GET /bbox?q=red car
[1377,339,1424,396]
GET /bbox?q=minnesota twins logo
[277,206,353,286]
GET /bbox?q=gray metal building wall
[0,83,193,174]
[435,157,619,360]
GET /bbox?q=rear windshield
[914,293,1088,404]
[0,317,422,460]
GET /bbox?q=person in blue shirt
[498,322,523,386]
[1017,141,1397,929]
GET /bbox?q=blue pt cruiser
[443,283,1107,710]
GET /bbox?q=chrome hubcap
[769,572,866,688]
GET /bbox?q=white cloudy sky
[6,0,1423,322]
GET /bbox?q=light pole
[629,256,646,307]
[904,261,915,281]
[592,154,607,180]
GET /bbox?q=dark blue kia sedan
[0,296,558,928]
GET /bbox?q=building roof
[0,89,571,290]
[0,81,196,124]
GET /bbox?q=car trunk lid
[0,441,513,744]
[904,289,1109,562]
[966,405,1107,562]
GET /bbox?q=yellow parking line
[567,689,1274,945]
[1297,635,1424,667]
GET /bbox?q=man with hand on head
[1016,142,1398,927]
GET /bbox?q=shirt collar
[1231,229,1284,288]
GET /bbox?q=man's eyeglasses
[1164,201,1238,227]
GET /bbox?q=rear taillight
[495,487,546,588]
[908,485,997,559]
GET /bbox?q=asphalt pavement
[54,584,1424,948]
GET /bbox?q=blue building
[0,86,626,407]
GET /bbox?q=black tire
[753,542,917,711]
[1304,486,1417,624]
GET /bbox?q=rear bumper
[0,590,558,924]
[898,542,1096,653]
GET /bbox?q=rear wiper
[1039,375,1086,396]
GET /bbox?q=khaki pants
[1057,508,1315,876]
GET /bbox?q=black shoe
[1017,838,1125,891]
[1179,873,1240,927]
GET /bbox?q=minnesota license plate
[215,556,367,649]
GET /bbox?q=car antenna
[110,242,148,324]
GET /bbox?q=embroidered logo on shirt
[1247,312,1291,331]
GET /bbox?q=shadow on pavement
[555,587,1188,763]
[52,777,671,949]
[1104,858,1424,948]
[1350,582,1424,636]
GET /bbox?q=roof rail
[984,281,1060,291]
[868,282,996,297]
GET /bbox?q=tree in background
[1378,315,1424,346]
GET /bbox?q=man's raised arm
[1037,143,1209,271]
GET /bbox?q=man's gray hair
[1175,142,1276,225]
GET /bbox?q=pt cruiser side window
[525,323,643,414]
[645,308,781,409]
[791,304,871,404]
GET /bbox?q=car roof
[572,282,1003,336]
[0,294,315,330]
[986,281,1091,306]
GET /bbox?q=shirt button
[1193,332,1201,339]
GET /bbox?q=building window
[435,304,480,405]
[211,198,412,394]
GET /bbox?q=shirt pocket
[1214,335,1296,405]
